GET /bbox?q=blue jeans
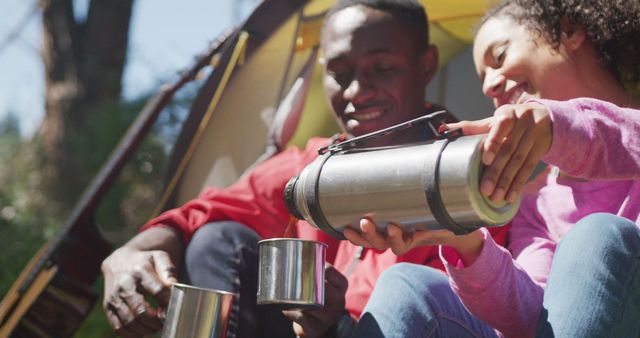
[183,221,296,338]
[536,213,640,337]
[351,213,640,338]
[351,263,497,338]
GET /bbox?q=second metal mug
[161,283,235,338]
[257,238,327,309]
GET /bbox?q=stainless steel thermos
[284,129,520,239]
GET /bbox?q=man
[101,0,507,337]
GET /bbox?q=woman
[344,0,640,337]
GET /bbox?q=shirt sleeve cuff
[525,98,592,173]
[140,221,189,245]
[440,228,506,285]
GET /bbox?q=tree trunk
[36,0,133,217]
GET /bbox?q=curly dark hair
[482,0,640,87]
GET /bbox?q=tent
[0,0,497,336]
[160,0,498,211]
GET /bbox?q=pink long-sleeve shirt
[441,98,640,338]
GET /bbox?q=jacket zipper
[343,246,365,278]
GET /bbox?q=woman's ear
[560,18,587,51]
[420,44,439,84]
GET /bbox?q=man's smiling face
[321,5,437,141]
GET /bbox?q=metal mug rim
[257,238,328,248]
[171,282,237,296]
[256,299,324,309]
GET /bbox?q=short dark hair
[482,0,640,87]
[324,0,430,51]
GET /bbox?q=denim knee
[377,262,448,290]
[560,213,639,256]
[358,263,443,337]
[357,263,496,338]
[377,263,453,314]
[182,220,262,297]
[537,214,640,338]
[184,221,261,275]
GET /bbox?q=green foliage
[0,114,49,295]
[0,85,196,336]
[95,88,195,245]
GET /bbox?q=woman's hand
[448,102,552,202]
[343,219,447,255]
[344,219,485,266]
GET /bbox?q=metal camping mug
[284,134,521,239]
[257,238,327,309]
[161,283,235,338]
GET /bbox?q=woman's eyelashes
[492,43,508,67]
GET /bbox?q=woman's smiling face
[473,15,579,107]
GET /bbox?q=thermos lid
[437,135,521,229]
[284,176,304,219]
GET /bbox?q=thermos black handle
[319,110,451,154]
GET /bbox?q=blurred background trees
[2,0,134,292]
[0,0,212,336]
[37,0,133,219]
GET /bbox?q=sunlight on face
[473,15,578,107]
[320,5,435,139]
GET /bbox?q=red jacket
[143,137,509,318]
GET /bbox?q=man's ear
[560,18,586,51]
[420,44,439,84]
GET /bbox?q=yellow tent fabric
[424,0,498,40]
[300,0,497,59]
[170,0,497,204]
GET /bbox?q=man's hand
[448,102,552,202]
[282,264,349,337]
[101,226,183,337]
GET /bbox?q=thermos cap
[284,176,304,219]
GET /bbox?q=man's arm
[101,226,184,337]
